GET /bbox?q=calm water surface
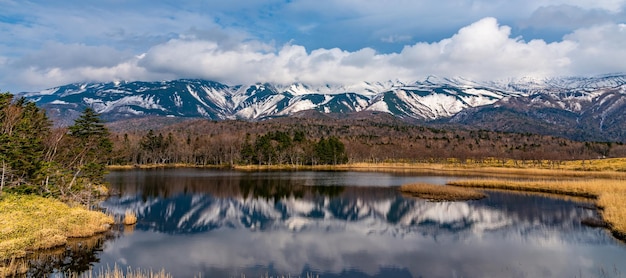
[46,169,626,277]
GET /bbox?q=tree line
[0,93,111,204]
[108,117,626,167]
[112,128,347,166]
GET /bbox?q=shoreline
[446,179,626,242]
[0,194,114,263]
[106,160,626,242]
[108,160,626,179]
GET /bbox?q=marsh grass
[341,162,626,179]
[67,265,173,278]
[400,183,487,201]
[0,193,114,260]
[447,178,626,240]
[0,257,27,277]
[123,210,137,225]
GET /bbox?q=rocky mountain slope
[20,74,626,142]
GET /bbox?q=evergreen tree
[240,134,255,164]
[0,94,50,192]
[66,107,112,183]
[315,136,347,165]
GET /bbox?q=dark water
[43,169,626,277]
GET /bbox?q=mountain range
[20,74,626,142]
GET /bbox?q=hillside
[20,74,626,142]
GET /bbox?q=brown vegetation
[123,210,138,225]
[447,179,626,240]
[107,117,626,167]
[400,183,487,201]
[66,265,173,278]
[0,194,113,260]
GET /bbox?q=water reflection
[16,232,118,277]
[93,169,626,277]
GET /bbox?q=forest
[106,115,626,167]
[0,93,111,203]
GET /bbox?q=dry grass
[342,162,626,179]
[66,265,173,278]
[0,257,27,277]
[229,160,626,179]
[109,158,626,179]
[447,178,626,240]
[123,210,138,225]
[0,193,114,260]
[597,192,626,239]
[400,183,487,201]
[107,163,226,170]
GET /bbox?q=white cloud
[136,17,579,85]
[2,17,625,91]
[565,23,626,75]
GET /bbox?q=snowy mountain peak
[19,74,626,142]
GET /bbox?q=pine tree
[66,107,112,184]
[0,93,51,193]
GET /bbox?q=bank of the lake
[0,194,114,269]
[106,160,626,241]
[447,179,626,241]
[108,158,626,179]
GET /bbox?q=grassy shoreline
[106,160,626,239]
[0,194,114,263]
[400,183,487,201]
[108,158,626,178]
[447,179,626,241]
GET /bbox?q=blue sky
[1,0,625,92]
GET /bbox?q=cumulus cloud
[131,17,583,85]
[2,17,625,91]
[565,23,626,74]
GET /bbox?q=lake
[38,169,626,277]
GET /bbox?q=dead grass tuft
[0,258,28,277]
[123,210,138,225]
[71,265,173,278]
[400,183,487,201]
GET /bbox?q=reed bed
[447,178,626,239]
[400,183,487,201]
[0,194,114,260]
[341,162,626,179]
[0,257,27,276]
[109,158,626,179]
[68,265,173,278]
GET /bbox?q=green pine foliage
[237,131,347,166]
[315,136,348,165]
[0,93,50,193]
[0,94,112,203]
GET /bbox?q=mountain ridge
[19,74,626,142]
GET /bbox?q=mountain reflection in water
[91,169,626,278]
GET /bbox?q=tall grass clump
[400,183,486,201]
[123,210,138,225]
[70,265,173,278]
[0,193,113,260]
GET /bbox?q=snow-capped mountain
[19,78,516,123]
[449,74,626,142]
[20,74,626,141]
